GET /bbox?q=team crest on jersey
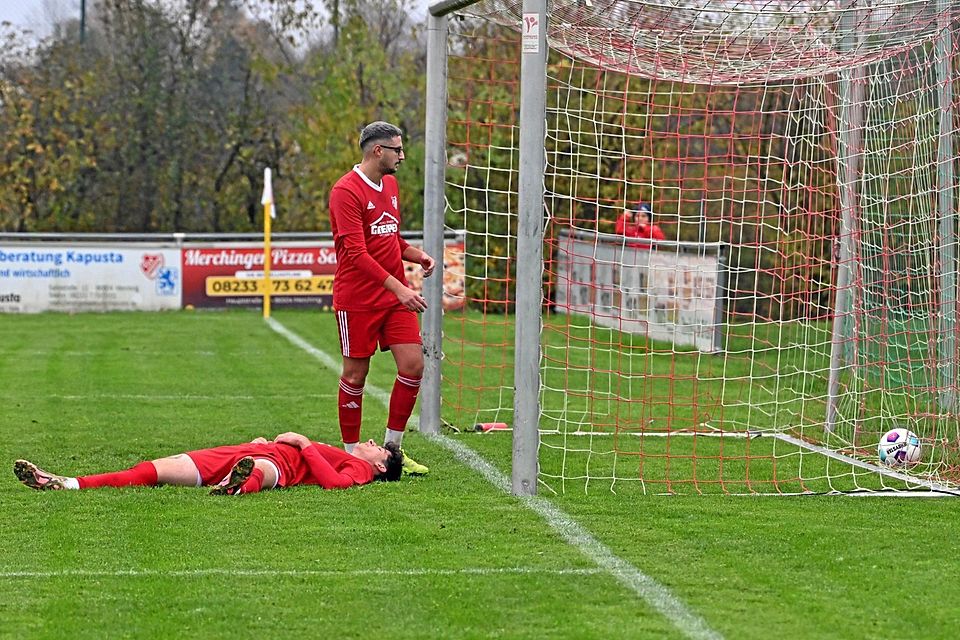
[391,196,398,210]
[370,212,399,235]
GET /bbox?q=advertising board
[553,230,725,352]
[181,244,337,309]
[0,234,466,314]
[0,244,181,313]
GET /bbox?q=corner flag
[262,167,274,318]
[261,167,276,217]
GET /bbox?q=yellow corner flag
[261,167,276,217]
[262,168,274,318]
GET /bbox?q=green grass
[2,309,960,639]
[438,310,959,490]
[439,311,844,433]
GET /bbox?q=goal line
[533,429,960,497]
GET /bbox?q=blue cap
[633,202,652,215]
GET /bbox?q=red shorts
[335,307,422,358]
[186,444,285,486]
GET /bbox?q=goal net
[431,0,960,494]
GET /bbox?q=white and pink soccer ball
[877,427,922,467]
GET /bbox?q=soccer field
[2,310,959,639]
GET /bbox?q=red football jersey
[329,166,411,311]
[282,442,375,489]
[187,442,374,490]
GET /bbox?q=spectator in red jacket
[615,202,665,249]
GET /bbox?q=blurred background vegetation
[0,0,428,233]
[4,1,932,326]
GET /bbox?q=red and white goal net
[434,0,960,494]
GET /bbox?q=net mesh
[438,0,960,494]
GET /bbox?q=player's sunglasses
[379,144,404,154]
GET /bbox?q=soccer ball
[877,428,921,467]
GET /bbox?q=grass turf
[2,309,959,639]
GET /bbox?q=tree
[288,0,426,230]
[0,31,101,231]
[0,0,323,232]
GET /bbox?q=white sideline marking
[432,435,721,640]
[266,317,723,640]
[0,567,604,579]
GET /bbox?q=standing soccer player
[328,121,435,476]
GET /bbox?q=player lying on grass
[13,431,403,494]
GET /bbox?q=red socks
[239,468,264,495]
[338,378,364,445]
[73,460,265,493]
[339,371,421,440]
[77,461,158,489]
[387,372,422,431]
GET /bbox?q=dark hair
[375,441,404,482]
[359,121,403,151]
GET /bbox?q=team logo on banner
[156,267,179,295]
[140,254,164,279]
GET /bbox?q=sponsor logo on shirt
[367,201,376,210]
[391,196,398,210]
[369,212,399,236]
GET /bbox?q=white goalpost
[421,0,960,496]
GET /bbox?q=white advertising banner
[554,230,725,352]
[0,244,181,313]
